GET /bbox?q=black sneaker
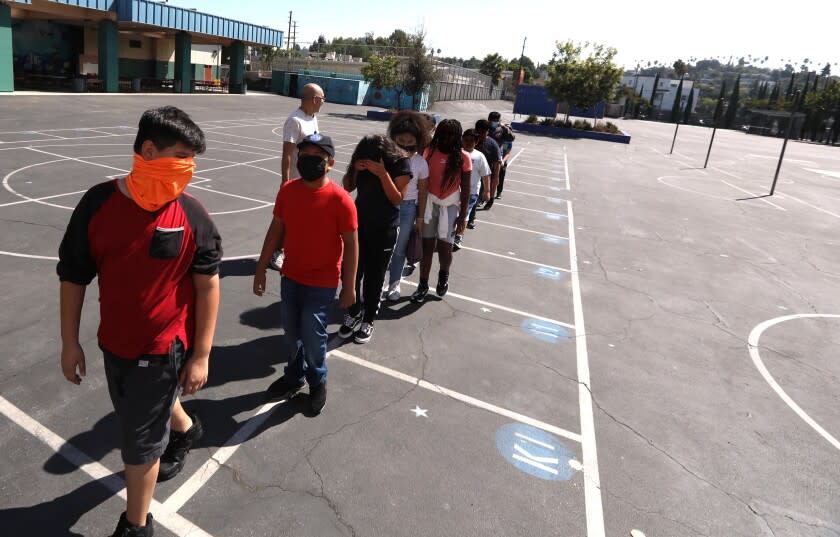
[266,374,305,402]
[310,381,327,414]
[338,309,363,339]
[483,200,494,210]
[354,322,373,344]
[157,414,203,482]
[495,193,502,199]
[403,264,416,276]
[453,235,462,252]
[436,272,449,297]
[111,512,154,537]
[467,221,475,230]
[411,282,430,303]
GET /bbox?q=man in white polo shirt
[270,83,326,270]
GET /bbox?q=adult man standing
[488,111,515,199]
[269,83,326,270]
[474,119,502,210]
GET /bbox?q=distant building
[620,75,700,114]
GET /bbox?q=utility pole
[292,21,298,51]
[286,11,292,51]
[518,37,526,82]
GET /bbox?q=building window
[129,40,142,49]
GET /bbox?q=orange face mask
[125,154,196,212]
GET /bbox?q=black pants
[496,162,507,196]
[349,223,397,323]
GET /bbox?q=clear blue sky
[168,0,840,72]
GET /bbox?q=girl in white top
[384,111,431,301]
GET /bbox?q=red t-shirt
[274,179,357,288]
[57,180,223,358]
[424,148,472,199]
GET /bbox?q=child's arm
[60,281,87,385]
[180,272,220,395]
[254,217,285,296]
[339,230,358,308]
[481,175,491,201]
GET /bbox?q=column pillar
[0,4,14,92]
[98,20,119,93]
[174,31,192,93]
[228,40,246,94]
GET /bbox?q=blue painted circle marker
[521,319,570,344]
[541,236,568,246]
[533,266,567,281]
[496,423,576,481]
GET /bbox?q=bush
[573,119,592,130]
[593,121,620,134]
[525,114,539,124]
[539,117,555,126]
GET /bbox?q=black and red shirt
[57,180,222,359]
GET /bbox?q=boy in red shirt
[58,106,222,537]
[253,134,358,413]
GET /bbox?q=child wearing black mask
[339,135,412,344]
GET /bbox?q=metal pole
[770,90,800,196]
[669,122,680,154]
[704,126,717,168]
[287,11,292,52]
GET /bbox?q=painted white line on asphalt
[505,168,555,179]
[0,189,87,207]
[566,200,606,537]
[504,188,569,202]
[478,220,568,240]
[197,156,280,174]
[331,349,582,443]
[0,396,214,537]
[507,147,526,166]
[457,245,569,272]
[493,202,565,216]
[163,400,285,512]
[187,184,273,204]
[26,147,127,173]
[776,192,840,219]
[564,152,571,191]
[32,131,67,140]
[0,250,59,260]
[718,179,786,211]
[507,178,565,188]
[399,279,575,330]
[748,314,840,453]
[208,139,283,155]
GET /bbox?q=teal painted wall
[98,20,119,92]
[0,4,12,92]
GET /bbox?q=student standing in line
[339,135,412,343]
[269,83,326,271]
[254,134,358,413]
[488,111,515,199]
[411,119,472,303]
[457,128,491,250]
[384,111,430,301]
[58,106,221,537]
[474,119,502,211]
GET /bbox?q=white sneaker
[386,282,400,301]
[268,251,284,271]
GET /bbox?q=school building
[0,0,283,93]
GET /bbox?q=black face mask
[297,155,327,181]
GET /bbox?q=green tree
[403,29,437,110]
[480,53,506,85]
[670,76,685,122]
[785,72,796,99]
[388,29,410,50]
[713,80,727,124]
[361,55,401,90]
[822,62,832,77]
[651,71,661,111]
[673,59,688,78]
[723,74,740,128]
[546,40,623,124]
[683,85,695,123]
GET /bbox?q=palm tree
[479,53,506,86]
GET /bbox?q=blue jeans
[388,199,417,287]
[280,276,336,387]
[467,193,480,224]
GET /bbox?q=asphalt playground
[0,92,838,537]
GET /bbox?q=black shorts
[103,337,187,465]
